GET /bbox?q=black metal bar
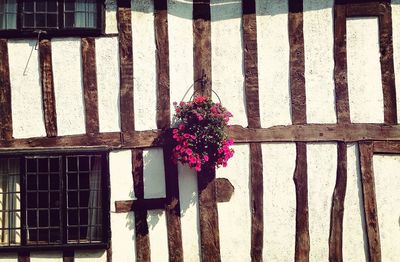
[20,157,27,246]
[61,155,67,245]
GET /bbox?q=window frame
[0,0,105,38]
[0,150,110,253]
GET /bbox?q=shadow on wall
[123,148,198,232]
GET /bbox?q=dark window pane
[67,157,77,171]
[27,158,37,173]
[50,192,59,208]
[49,158,59,172]
[47,13,57,27]
[38,210,48,227]
[68,227,78,241]
[50,229,60,243]
[68,209,78,225]
[23,13,34,27]
[38,158,48,172]
[27,210,37,227]
[38,229,48,242]
[36,0,46,12]
[64,12,74,27]
[50,210,60,227]
[79,172,89,189]
[50,174,59,190]
[38,192,48,208]
[36,13,45,27]
[79,190,89,207]
[68,173,78,189]
[64,0,74,11]
[23,1,34,12]
[68,191,78,207]
[27,192,37,208]
[48,1,57,12]
[79,157,89,171]
[27,175,37,190]
[38,175,48,190]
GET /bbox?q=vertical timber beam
[379,1,397,124]
[242,0,263,261]
[289,1,309,261]
[81,37,100,134]
[18,252,30,262]
[0,39,13,140]
[132,149,151,262]
[117,0,135,133]
[63,250,74,262]
[359,142,381,262]
[328,142,347,261]
[154,1,183,261]
[194,0,221,261]
[334,1,350,123]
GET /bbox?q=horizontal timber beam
[1,124,400,150]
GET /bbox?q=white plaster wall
[308,143,337,261]
[111,212,136,261]
[109,150,136,261]
[216,144,251,261]
[373,154,400,261]
[147,210,169,262]
[256,0,292,128]
[132,0,158,131]
[390,1,400,123]
[211,0,247,127]
[95,37,121,132]
[303,0,336,123]
[105,0,118,34]
[343,144,368,261]
[347,18,384,123]
[75,250,106,261]
[8,40,46,138]
[168,0,194,122]
[143,148,166,198]
[109,150,135,213]
[0,254,17,262]
[262,143,296,261]
[30,252,62,262]
[178,164,200,262]
[52,38,86,135]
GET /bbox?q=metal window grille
[0,152,109,251]
[22,0,59,29]
[0,0,17,29]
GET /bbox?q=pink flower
[195,165,201,171]
[183,134,190,138]
[172,129,178,134]
[193,96,206,104]
[186,148,193,155]
[203,155,209,162]
[179,124,185,130]
[179,101,185,106]
[175,145,181,151]
[173,102,177,106]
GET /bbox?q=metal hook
[34,30,46,50]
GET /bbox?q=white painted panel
[178,164,200,262]
[168,0,194,121]
[0,254,17,262]
[391,1,400,123]
[373,154,400,261]
[303,0,336,123]
[143,148,166,198]
[105,0,118,34]
[148,210,169,262]
[111,212,136,261]
[109,150,134,212]
[30,252,62,262]
[52,38,86,135]
[8,40,46,138]
[262,143,296,261]
[347,17,384,123]
[308,143,337,261]
[216,144,250,260]
[256,0,292,128]
[75,250,106,262]
[132,0,157,131]
[95,37,121,132]
[211,0,247,127]
[343,144,368,261]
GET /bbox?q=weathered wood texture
[115,198,166,213]
[334,2,351,123]
[329,142,347,262]
[132,149,150,262]
[243,0,260,128]
[215,178,234,203]
[117,4,134,133]
[293,142,310,261]
[154,0,171,129]
[81,37,100,134]
[193,0,212,96]
[250,143,263,262]
[378,1,397,124]
[18,252,30,262]
[373,140,400,153]
[0,39,13,140]
[198,167,221,262]
[289,0,306,125]
[63,250,74,262]
[359,142,381,262]
[38,39,58,137]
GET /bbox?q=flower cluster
[171,96,234,172]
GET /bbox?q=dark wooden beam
[329,142,347,262]
[334,2,351,123]
[193,0,211,96]
[63,250,74,262]
[0,39,13,140]
[359,142,381,261]
[132,149,151,262]
[117,4,135,133]
[215,178,234,203]
[81,37,100,134]
[114,198,167,213]
[289,0,307,125]
[293,142,310,261]
[18,252,30,262]
[373,140,400,153]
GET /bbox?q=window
[0,0,103,37]
[0,153,110,251]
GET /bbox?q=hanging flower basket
[170,96,234,172]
